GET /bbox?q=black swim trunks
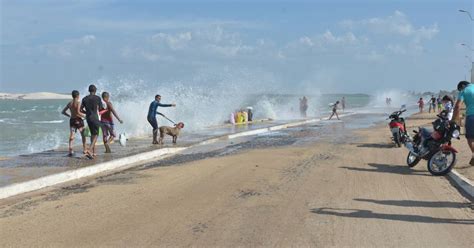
[69,117,84,132]
[87,118,102,136]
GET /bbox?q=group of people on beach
[62,84,176,158]
[417,95,455,120]
[229,107,253,124]
[62,85,123,159]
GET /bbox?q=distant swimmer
[61,90,87,157]
[99,92,123,153]
[147,94,176,144]
[81,84,104,158]
[328,101,340,120]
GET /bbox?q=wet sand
[0,114,473,247]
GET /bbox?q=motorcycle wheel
[407,151,420,167]
[427,150,456,176]
[394,132,401,147]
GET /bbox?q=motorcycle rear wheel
[427,150,456,176]
[406,151,420,167]
[394,132,401,147]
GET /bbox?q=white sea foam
[32,120,64,124]
[85,75,321,137]
[27,131,65,154]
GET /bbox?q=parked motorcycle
[405,111,461,176]
[388,109,409,147]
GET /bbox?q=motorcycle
[388,109,409,147]
[405,111,461,176]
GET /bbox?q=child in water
[328,101,340,120]
[61,90,87,157]
[100,92,123,153]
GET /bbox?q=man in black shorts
[81,84,104,158]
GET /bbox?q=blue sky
[1,0,473,93]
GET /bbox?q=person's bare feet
[84,151,94,159]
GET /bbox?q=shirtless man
[61,90,87,156]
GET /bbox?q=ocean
[0,92,410,157]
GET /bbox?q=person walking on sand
[328,101,340,120]
[418,98,424,113]
[61,90,87,157]
[99,92,123,153]
[431,95,437,113]
[147,94,176,144]
[453,81,474,166]
[437,96,443,113]
[81,84,104,159]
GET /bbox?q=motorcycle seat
[420,127,433,139]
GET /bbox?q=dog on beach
[158,122,185,144]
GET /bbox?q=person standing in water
[300,96,308,117]
[147,94,176,144]
[341,97,346,112]
[62,90,87,157]
[328,101,340,120]
[81,84,104,158]
[100,92,123,153]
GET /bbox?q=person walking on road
[454,81,474,166]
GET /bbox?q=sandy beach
[0,92,70,100]
[0,113,472,247]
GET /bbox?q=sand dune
[0,92,70,100]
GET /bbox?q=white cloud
[299,36,314,46]
[387,44,406,54]
[81,35,96,44]
[41,35,96,57]
[152,32,192,50]
[356,50,384,62]
[341,11,439,43]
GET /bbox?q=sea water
[0,92,411,157]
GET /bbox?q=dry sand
[0,92,70,100]
[0,117,473,247]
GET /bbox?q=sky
[1,0,473,94]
